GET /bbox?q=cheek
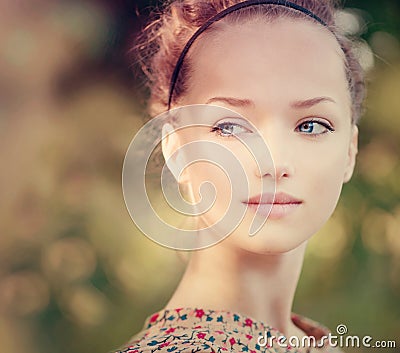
[183,137,258,199]
[186,161,237,230]
[300,139,349,218]
[184,139,259,229]
[186,162,230,204]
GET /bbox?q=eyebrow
[290,96,336,109]
[205,97,255,108]
[205,96,336,109]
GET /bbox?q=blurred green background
[0,1,399,352]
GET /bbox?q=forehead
[184,18,350,108]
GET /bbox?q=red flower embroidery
[246,334,253,340]
[229,337,236,345]
[165,328,176,334]
[159,342,170,348]
[221,348,228,351]
[244,318,253,327]
[250,350,257,353]
[195,309,205,318]
[149,313,159,323]
[175,308,183,313]
[197,332,206,339]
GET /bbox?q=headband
[167,0,329,110]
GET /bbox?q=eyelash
[296,118,335,135]
[210,121,250,137]
[210,118,335,137]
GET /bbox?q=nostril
[274,165,292,180]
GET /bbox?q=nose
[252,128,294,181]
[254,158,292,180]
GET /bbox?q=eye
[296,119,334,135]
[211,120,252,137]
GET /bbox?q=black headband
[167,0,329,110]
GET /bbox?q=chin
[222,227,311,255]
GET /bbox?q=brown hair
[135,0,365,122]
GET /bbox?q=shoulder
[112,308,345,353]
[291,314,346,353]
[112,326,219,353]
[113,325,280,353]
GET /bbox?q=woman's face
[166,18,358,254]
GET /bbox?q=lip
[243,192,303,220]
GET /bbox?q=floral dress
[114,308,344,353]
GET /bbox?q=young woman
[117,0,365,352]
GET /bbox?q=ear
[343,125,358,183]
[161,123,189,184]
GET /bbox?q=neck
[165,240,307,336]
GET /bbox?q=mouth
[243,192,303,220]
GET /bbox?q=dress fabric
[114,308,344,353]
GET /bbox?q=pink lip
[243,192,303,220]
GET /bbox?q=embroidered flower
[195,309,205,318]
[149,314,159,323]
[229,337,236,346]
[165,328,176,334]
[244,318,253,327]
[197,333,206,339]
